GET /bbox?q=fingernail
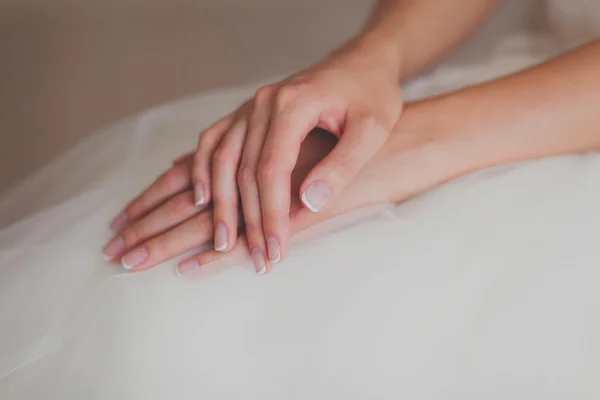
[214,222,227,251]
[266,236,280,263]
[121,246,148,270]
[110,211,128,231]
[177,259,200,276]
[301,180,331,212]
[194,182,205,206]
[251,248,267,276]
[103,236,125,261]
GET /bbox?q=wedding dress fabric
[1,1,599,398]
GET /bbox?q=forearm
[384,40,600,202]
[343,0,499,81]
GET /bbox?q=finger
[237,87,274,274]
[177,236,271,277]
[110,161,193,231]
[103,190,204,261]
[211,117,247,253]
[257,103,320,265]
[120,209,215,272]
[299,113,389,212]
[192,113,235,206]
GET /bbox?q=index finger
[256,105,320,264]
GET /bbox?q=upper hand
[190,45,403,272]
[103,97,468,275]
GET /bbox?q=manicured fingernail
[251,248,267,276]
[266,236,280,263]
[103,236,124,261]
[301,180,331,212]
[110,211,128,231]
[214,222,227,251]
[121,246,148,270]
[177,259,200,276]
[194,182,205,206]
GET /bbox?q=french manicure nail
[103,236,125,261]
[301,180,331,212]
[266,236,281,263]
[121,246,148,270]
[251,248,267,275]
[214,222,228,251]
[194,182,205,206]
[110,211,128,231]
[177,259,200,276]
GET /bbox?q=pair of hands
[102,128,401,275]
[103,108,458,276]
[105,44,404,274]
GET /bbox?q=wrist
[375,101,478,205]
[334,28,404,83]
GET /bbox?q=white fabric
[1,1,599,398]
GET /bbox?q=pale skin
[104,2,600,274]
[107,0,500,272]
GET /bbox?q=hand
[102,126,427,274]
[103,129,375,273]
[103,102,464,275]
[188,44,403,272]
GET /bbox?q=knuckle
[192,168,207,184]
[273,85,299,109]
[328,162,354,184]
[124,202,140,221]
[254,85,274,105]
[237,164,256,188]
[357,114,389,139]
[212,146,233,166]
[197,131,213,151]
[214,195,238,215]
[170,193,193,215]
[257,157,277,181]
[244,223,263,242]
[330,152,354,172]
[120,226,140,248]
[192,160,208,181]
[192,212,212,231]
[183,213,212,240]
[358,114,382,131]
[159,167,183,188]
[317,152,358,185]
[199,122,221,146]
[262,200,286,220]
[198,113,233,148]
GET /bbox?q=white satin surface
[1,1,600,398]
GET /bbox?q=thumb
[299,113,390,212]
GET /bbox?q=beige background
[0,0,541,196]
[0,0,371,195]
